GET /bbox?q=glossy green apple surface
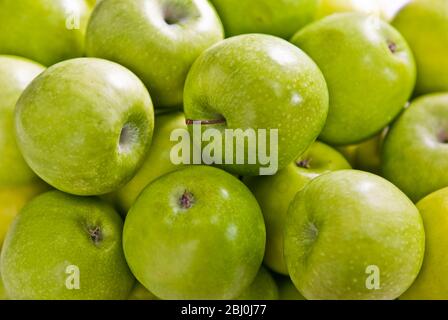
[382,93,448,202]
[0,0,92,66]
[392,0,448,95]
[123,166,266,300]
[86,0,223,107]
[15,58,154,196]
[0,191,135,300]
[116,112,187,212]
[0,56,45,186]
[291,13,415,145]
[400,187,448,300]
[236,267,279,300]
[284,170,425,300]
[184,34,329,176]
[209,0,318,39]
[316,0,382,19]
[244,142,350,275]
[277,277,306,300]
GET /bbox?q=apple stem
[179,190,195,209]
[88,226,103,244]
[387,40,397,53]
[296,158,311,169]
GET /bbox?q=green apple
[0,0,92,66]
[291,13,416,145]
[277,277,306,300]
[128,282,158,300]
[236,267,279,300]
[116,112,187,212]
[123,166,265,300]
[284,170,425,300]
[0,190,135,299]
[209,0,318,39]
[0,183,49,245]
[0,56,45,186]
[382,93,448,202]
[316,0,382,19]
[244,142,350,275]
[392,0,448,95]
[86,0,223,108]
[338,133,384,175]
[400,187,448,300]
[184,34,329,176]
[15,58,154,196]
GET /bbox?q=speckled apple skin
[86,0,224,107]
[393,0,448,95]
[284,170,425,300]
[292,13,416,145]
[209,0,318,39]
[123,166,266,300]
[15,58,154,196]
[0,191,135,300]
[0,56,45,186]
[382,93,448,202]
[0,0,92,66]
[245,142,351,275]
[184,34,329,176]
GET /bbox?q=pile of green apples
[0,0,447,301]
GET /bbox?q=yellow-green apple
[123,166,266,300]
[316,0,382,19]
[115,112,187,212]
[128,282,158,300]
[244,142,350,275]
[400,187,448,300]
[0,191,135,299]
[338,133,385,175]
[382,93,448,202]
[291,13,416,145]
[184,34,329,176]
[15,58,154,196]
[0,56,45,186]
[0,184,49,245]
[86,0,224,108]
[277,277,306,300]
[209,0,318,39]
[236,267,279,300]
[0,0,92,66]
[284,170,425,300]
[392,0,448,95]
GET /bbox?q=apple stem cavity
[88,226,103,245]
[438,130,448,143]
[179,190,195,209]
[118,123,138,154]
[163,4,189,25]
